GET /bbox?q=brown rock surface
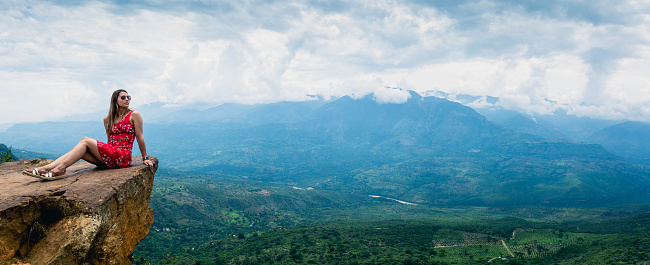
[0,157,158,265]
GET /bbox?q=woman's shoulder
[129,110,143,122]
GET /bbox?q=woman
[24,89,154,180]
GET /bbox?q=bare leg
[37,152,71,173]
[37,137,105,176]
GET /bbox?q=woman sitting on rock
[24,89,154,180]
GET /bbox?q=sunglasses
[120,95,131,100]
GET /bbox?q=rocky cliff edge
[0,157,158,264]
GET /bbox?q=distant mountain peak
[407,90,422,100]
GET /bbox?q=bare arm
[103,116,110,142]
[130,111,153,169]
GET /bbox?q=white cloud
[1,0,650,125]
[0,71,99,119]
[373,87,411,104]
[606,52,650,105]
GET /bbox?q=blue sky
[1,0,649,124]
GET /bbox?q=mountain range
[587,121,650,166]
[2,91,650,207]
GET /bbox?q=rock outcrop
[0,157,158,264]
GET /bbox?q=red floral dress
[97,111,135,168]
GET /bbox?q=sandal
[22,169,68,181]
[22,168,43,177]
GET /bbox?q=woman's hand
[143,157,154,170]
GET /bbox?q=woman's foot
[43,168,66,178]
[23,167,49,176]
[22,167,67,180]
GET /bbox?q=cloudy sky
[1,0,650,125]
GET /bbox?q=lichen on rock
[0,157,158,265]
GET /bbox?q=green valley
[133,170,650,264]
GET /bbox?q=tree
[1,145,14,163]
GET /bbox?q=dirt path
[501,239,515,257]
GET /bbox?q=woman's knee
[80,137,96,146]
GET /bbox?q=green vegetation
[143,121,650,208]
[1,144,14,163]
[1,143,56,163]
[133,171,650,264]
[131,252,176,265]
[181,221,649,264]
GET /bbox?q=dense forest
[132,171,650,264]
[156,220,650,264]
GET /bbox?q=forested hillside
[133,170,650,264]
[3,93,650,207]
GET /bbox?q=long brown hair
[105,89,132,135]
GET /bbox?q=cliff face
[0,157,158,265]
